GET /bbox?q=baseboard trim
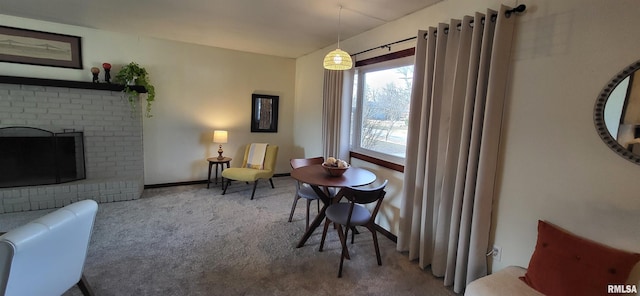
[145,180,206,189]
[144,174,292,189]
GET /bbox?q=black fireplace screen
[0,127,86,188]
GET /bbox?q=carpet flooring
[0,177,459,296]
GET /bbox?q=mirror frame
[250,94,279,133]
[594,59,640,164]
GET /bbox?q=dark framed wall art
[251,94,279,133]
[0,25,83,69]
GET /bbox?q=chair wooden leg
[337,224,348,278]
[338,246,346,277]
[336,224,350,260]
[250,180,258,200]
[76,273,95,296]
[305,199,312,231]
[368,224,382,265]
[319,217,331,252]
[269,178,275,188]
[288,195,300,222]
[351,226,356,244]
[222,179,231,195]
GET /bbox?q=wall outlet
[492,245,502,262]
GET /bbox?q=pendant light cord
[337,6,343,49]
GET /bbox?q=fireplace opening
[0,127,86,188]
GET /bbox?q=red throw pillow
[521,220,640,296]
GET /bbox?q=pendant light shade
[323,6,352,70]
[323,49,353,70]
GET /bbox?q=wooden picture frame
[251,94,279,133]
[0,25,83,69]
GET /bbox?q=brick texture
[0,83,144,213]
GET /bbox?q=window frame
[350,49,415,170]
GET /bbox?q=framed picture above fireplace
[0,25,83,69]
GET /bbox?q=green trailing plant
[115,62,156,118]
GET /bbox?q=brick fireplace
[0,77,145,213]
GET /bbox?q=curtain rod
[505,4,527,18]
[350,4,526,56]
[351,36,417,57]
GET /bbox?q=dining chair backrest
[287,157,326,228]
[340,179,388,207]
[290,157,324,170]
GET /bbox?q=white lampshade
[323,49,353,70]
[213,130,228,143]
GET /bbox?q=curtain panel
[322,69,352,161]
[397,5,517,293]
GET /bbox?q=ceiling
[0,0,441,58]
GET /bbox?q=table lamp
[213,130,228,160]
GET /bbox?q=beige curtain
[397,5,517,293]
[322,69,352,160]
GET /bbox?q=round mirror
[594,60,640,164]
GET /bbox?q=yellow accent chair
[221,144,278,200]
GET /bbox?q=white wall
[0,15,296,185]
[294,0,640,273]
[492,0,640,271]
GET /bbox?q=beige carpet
[0,177,459,296]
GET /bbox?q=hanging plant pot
[115,62,155,118]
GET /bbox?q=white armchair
[0,199,98,296]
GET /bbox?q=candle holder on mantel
[102,63,111,83]
[90,67,100,83]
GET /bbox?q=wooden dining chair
[288,157,325,230]
[319,180,388,278]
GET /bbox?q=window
[351,54,414,166]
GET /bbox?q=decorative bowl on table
[321,157,350,177]
[321,163,349,177]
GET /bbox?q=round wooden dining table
[291,164,376,248]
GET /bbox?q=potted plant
[115,62,156,118]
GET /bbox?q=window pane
[359,65,412,158]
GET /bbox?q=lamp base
[217,145,224,160]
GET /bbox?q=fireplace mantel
[0,75,147,93]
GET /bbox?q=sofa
[466,266,543,296]
[0,199,98,296]
[466,264,640,296]
[465,220,640,296]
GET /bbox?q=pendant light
[323,6,352,70]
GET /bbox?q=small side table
[207,157,232,189]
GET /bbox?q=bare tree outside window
[357,65,413,158]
